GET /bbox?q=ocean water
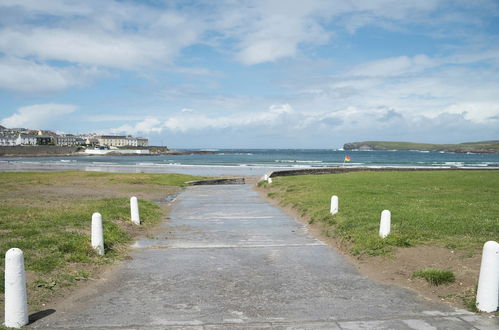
[1,149,498,176]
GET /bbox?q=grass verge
[261,170,499,256]
[0,171,200,317]
[260,170,499,311]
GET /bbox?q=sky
[0,0,498,148]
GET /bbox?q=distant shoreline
[343,140,499,154]
[0,145,216,157]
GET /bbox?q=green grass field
[262,170,499,256]
[0,171,200,313]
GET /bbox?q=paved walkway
[32,184,497,329]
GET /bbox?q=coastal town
[0,124,148,148]
[0,125,215,156]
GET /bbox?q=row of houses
[0,126,149,147]
[0,134,54,146]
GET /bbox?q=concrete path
[32,184,497,329]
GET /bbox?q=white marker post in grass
[130,196,140,225]
[4,248,29,328]
[91,212,104,256]
[476,240,499,312]
[263,174,269,181]
[330,195,338,215]
[267,177,272,184]
[379,210,391,238]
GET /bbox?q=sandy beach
[0,160,296,177]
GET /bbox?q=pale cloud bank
[2,0,495,92]
[1,104,77,129]
[0,57,103,93]
[109,103,498,138]
[108,103,498,147]
[110,104,296,135]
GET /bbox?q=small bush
[413,268,456,286]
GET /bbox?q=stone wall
[0,146,79,156]
[186,178,246,185]
[269,167,496,178]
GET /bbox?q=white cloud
[112,103,498,148]
[0,0,496,78]
[110,117,163,136]
[109,104,298,135]
[286,48,499,124]
[219,0,470,65]
[219,1,333,65]
[0,1,202,72]
[0,57,103,92]
[443,102,499,123]
[0,0,91,16]
[1,104,77,128]
[347,55,434,77]
[84,115,144,122]
[0,28,179,70]
[163,104,298,132]
[0,0,209,93]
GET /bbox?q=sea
[1,149,499,176]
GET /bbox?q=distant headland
[343,141,499,154]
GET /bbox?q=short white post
[130,196,140,225]
[476,240,499,312]
[267,177,272,184]
[379,210,391,238]
[263,174,268,181]
[4,248,29,328]
[330,195,339,214]
[91,212,104,256]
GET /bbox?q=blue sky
[0,0,498,148]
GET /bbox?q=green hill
[343,140,499,153]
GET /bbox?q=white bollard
[330,195,339,214]
[379,210,391,238]
[476,240,499,312]
[130,196,140,225]
[4,248,29,328]
[91,212,104,256]
[263,174,268,181]
[267,177,272,184]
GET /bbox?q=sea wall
[186,178,246,185]
[84,149,150,155]
[269,167,498,178]
[0,146,79,157]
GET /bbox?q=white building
[16,134,37,145]
[55,135,85,146]
[96,135,148,147]
[0,134,37,146]
[136,138,148,147]
[0,135,17,146]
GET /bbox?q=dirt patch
[255,185,480,311]
[357,246,480,309]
